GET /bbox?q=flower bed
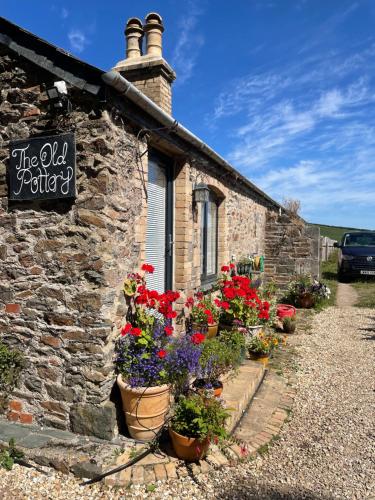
[114,262,287,454]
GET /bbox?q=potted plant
[282,316,296,334]
[247,332,285,366]
[115,264,180,442]
[169,393,230,461]
[218,329,246,371]
[193,338,230,397]
[165,333,206,397]
[287,275,331,309]
[236,257,253,276]
[185,293,220,339]
[217,267,271,335]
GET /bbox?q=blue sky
[2,0,375,229]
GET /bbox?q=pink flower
[240,444,248,457]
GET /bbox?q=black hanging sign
[8,132,76,201]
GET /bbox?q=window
[145,154,173,293]
[201,191,218,284]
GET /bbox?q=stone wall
[0,47,277,439]
[173,161,269,311]
[264,211,320,289]
[0,51,146,439]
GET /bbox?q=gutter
[102,71,282,210]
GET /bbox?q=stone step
[233,370,285,443]
[221,359,265,433]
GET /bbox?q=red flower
[196,292,204,300]
[191,333,205,344]
[131,327,142,336]
[164,326,174,336]
[229,263,235,269]
[185,297,194,308]
[121,323,132,336]
[258,310,270,320]
[223,287,236,300]
[221,265,230,272]
[157,350,167,359]
[220,301,230,310]
[141,263,155,274]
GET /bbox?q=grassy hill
[310,223,370,241]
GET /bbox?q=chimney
[125,17,143,59]
[113,12,176,115]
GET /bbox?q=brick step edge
[104,386,297,488]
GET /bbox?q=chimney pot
[125,17,143,59]
[144,12,164,57]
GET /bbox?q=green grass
[352,281,375,308]
[320,250,375,308]
[320,251,338,307]
[311,223,370,241]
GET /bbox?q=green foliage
[171,393,230,441]
[0,438,24,471]
[311,223,369,241]
[146,484,156,492]
[352,281,375,308]
[282,316,296,333]
[320,251,339,307]
[286,275,331,308]
[247,332,284,355]
[0,342,24,410]
[198,338,231,381]
[190,295,220,325]
[217,329,246,370]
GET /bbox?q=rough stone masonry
[0,51,144,439]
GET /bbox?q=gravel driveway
[0,306,374,499]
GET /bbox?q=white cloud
[171,1,204,85]
[61,7,69,19]
[68,29,88,53]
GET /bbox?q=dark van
[334,231,375,281]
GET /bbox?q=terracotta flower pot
[248,352,269,366]
[192,322,218,339]
[169,428,210,461]
[117,374,170,442]
[298,293,315,309]
[193,378,223,398]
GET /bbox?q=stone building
[0,14,318,439]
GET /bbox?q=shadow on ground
[219,481,332,500]
[359,315,375,340]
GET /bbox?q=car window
[343,233,375,246]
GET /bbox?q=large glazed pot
[117,374,170,442]
[192,322,218,339]
[169,428,210,461]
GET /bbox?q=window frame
[200,191,219,287]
